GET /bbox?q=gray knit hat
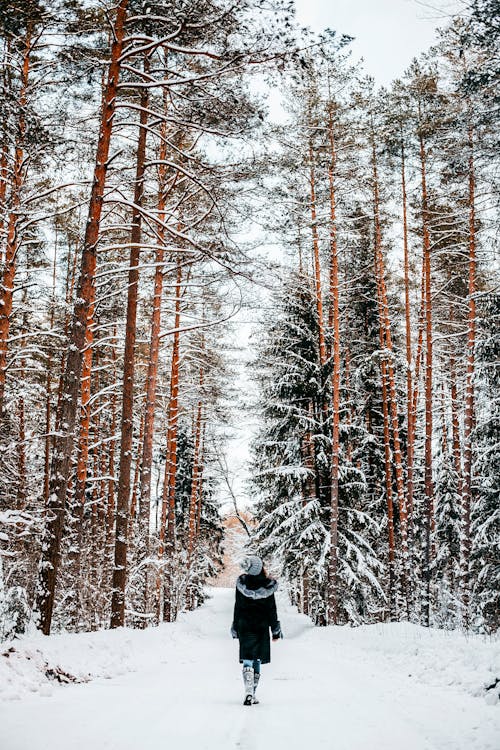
[241,555,263,576]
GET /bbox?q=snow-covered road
[1,588,498,750]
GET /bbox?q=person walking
[231,555,283,705]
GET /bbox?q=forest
[0,0,498,641]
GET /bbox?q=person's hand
[272,622,283,640]
[230,626,238,639]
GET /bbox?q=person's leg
[242,660,254,705]
[252,660,261,703]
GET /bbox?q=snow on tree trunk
[111,54,149,629]
[35,0,129,635]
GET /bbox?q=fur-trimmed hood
[236,574,278,600]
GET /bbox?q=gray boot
[243,666,254,705]
[253,671,260,704]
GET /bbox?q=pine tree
[470,293,500,633]
[252,271,383,625]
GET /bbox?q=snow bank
[314,620,500,705]
[277,583,500,707]
[0,611,192,701]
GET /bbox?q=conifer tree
[470,293,500,633]
[252,271,383,625]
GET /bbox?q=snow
[0,588,499,750]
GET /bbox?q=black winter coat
[232,573,280,664]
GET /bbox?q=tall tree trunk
[44,230,59,504]
[343,337,353,464]
[137,99,171,614]
[35,1,129,635]
[67,294,95,628]
[326,109,340,625]
[129,409,145,531]
[401,136,414,551]
[187,370,204,567]
[0,140,8,260]
[408,260,426,524]
[43,369,52,504]
[17,392,26,508]
[300,401,316,618]
[105,329,118,582]
[449,353,462,495]
[89,350,101,629]
[460,124,476,627]
[0,62,9,260]
[74,295,95,521]
[0,36,9,258]
[186,378,204,610]
[308,141,327,368]
[97,388,109,601]
[111,56,149,629]
[418,121,434,627]
[371,129,409,615]
[194,422,206,540]
[381,364,396,618]
[0,27,31,414]
[157,258,182,622]
[16,301,28,510]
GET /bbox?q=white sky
[294,0,463,85]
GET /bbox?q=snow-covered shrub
[0,585,31,641]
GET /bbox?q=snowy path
[1,588,498,750]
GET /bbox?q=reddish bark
[90,352,102,624]
[129,410,145,530]
[418,121,434,627]
[0,27,31,413]
[371,130,409,614]
[137,95,172,569]
[460,125,477,626]
[449,354,462,495]
[157,258,182,622]
[67,294,95,628]
[326,109,340,625]
[308,141,327,368]
[0,39,9,255]
[401,136,414,546]
[105,330,118,563]
[17,308,27,510]
[408,260,426,526]
[35,1,129,635]
[187,371,204,566]
[43,374,51,505]
[380,356,396,618]
[0,139,8,264]
[111,56,149,629]
[195,423,207,540]
[16,395,26,508]
[73,297,95,530]
[300,401,316,617]
[43,233,59,504]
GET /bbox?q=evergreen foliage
[252,272,384,625]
